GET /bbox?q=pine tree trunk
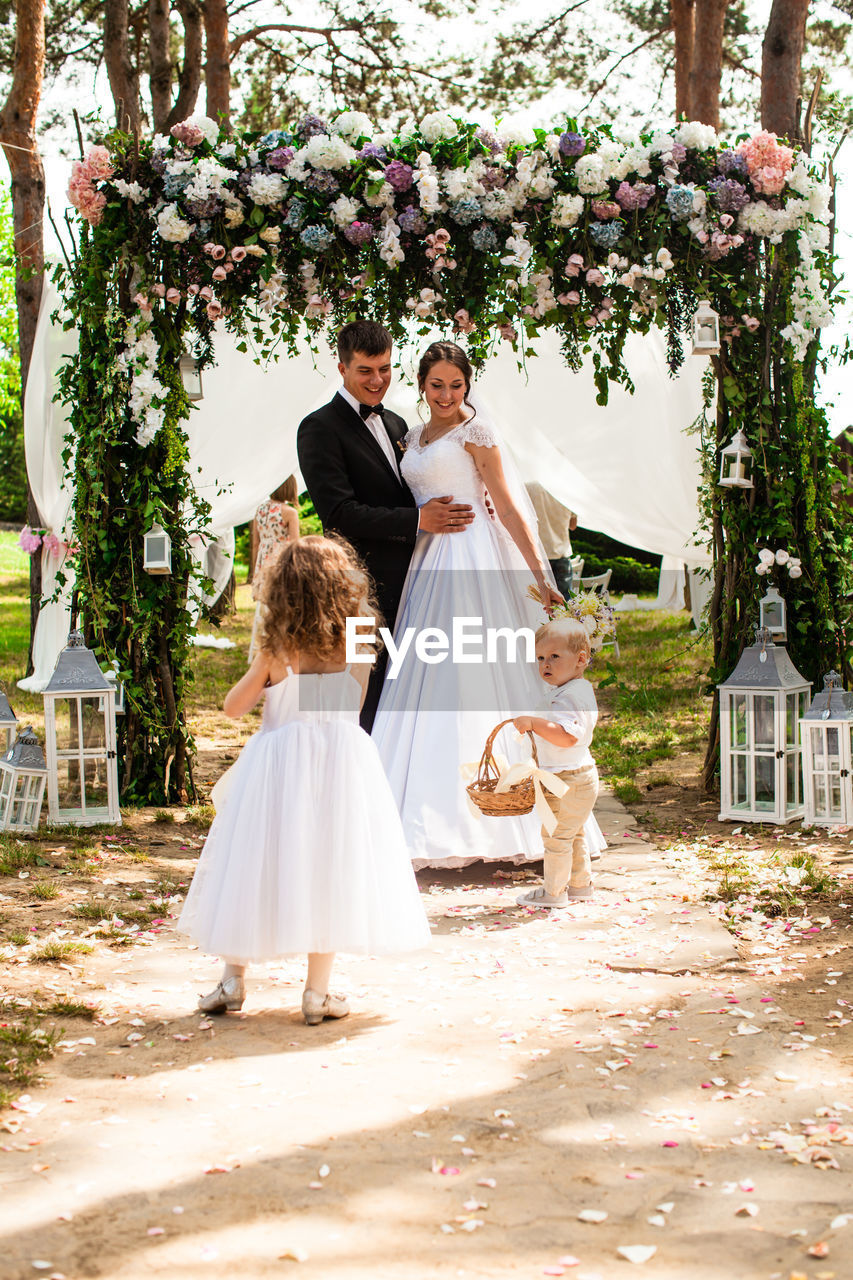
[204,0,230,129]
[688,0,729,127]
[104,0,141,134]
[761,0,810,137]
[670,0,695,118]
[0,0,46,674]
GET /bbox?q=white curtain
[22,289,710,688]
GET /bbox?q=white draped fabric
[22,285,710,688]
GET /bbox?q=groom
[297,320,475,730]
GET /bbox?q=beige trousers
[542,763,600,895]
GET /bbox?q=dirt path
[2,794,852,1280]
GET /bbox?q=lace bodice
[262,666,361,729]
[400,417,497,510]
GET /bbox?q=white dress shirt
[532,676,598,770]
[339,385,401,479]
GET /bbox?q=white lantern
[0,689,17,752]
[179,353,203,401]
[718,627,810,823]
[800,672,853,827]
[0,726,47,833]
[143,522,172,575]
[759,584,787,642]
[42,630,121,827]
[692,300,720,355]
[719,430,755,489]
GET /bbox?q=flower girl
[178,535,431,1024]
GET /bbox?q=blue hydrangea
[300,223,336,252]
[471,224,498,252]
[449,196,482,226]
[589,220,623,249]
[665,184,696,220]
[163,172,192,198]
[284,199,307,229]
[260,129,293,150]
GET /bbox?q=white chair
[578,569,620,659]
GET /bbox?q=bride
[372,340,604,870]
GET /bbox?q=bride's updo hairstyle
[417,341,474,415]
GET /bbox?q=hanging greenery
[52,108,848,801]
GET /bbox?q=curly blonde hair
[259,535,382,663]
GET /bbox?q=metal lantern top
[179,353,204,401]
[44,630,111,695]
[802,671,853,722]
[3,725,48,773]
[693,300,721,355]
[718,628,809,691]
[0,689,16,728]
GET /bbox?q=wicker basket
[466,718,539,818]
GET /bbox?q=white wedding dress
[372,415,606,870]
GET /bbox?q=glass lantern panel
[753,695,776,748]
[83,759,109,810]
[55,698,82,752]
[755,755,776,811]
[80,698,107,753]
[731,754,749,809]
[731,694,748,747]
[55,758,83,808]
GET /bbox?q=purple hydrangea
[397,204,426,234]
[384,160,414,192]
[615,181,656,211]
[295,114,329,140]
[708,176,750,213]
[717,149,749,177]
[300,223,336,251]
[474,127,502,155]
[589,220,623,249]
[471,224,498,252]
[665,184,696,220]
[448,196,482,225]
[344,221,376,246]
[267,146,295,171]
[558,132,586,157]
[358,142,388,162]
[305,169,340,194]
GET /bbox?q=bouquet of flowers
[528,585,615,652]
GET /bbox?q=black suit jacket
[296,392,418,629]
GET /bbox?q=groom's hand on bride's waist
[418,496,475,534]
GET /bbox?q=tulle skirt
[177,720,432,963]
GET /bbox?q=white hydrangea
[575,153,609,194]
[550,193,584,227]
[248,173,288,205]
[330,194,361,227]
[419,112,458,143]
[332,111,372,142]
[675,120,718,151]
[113,179,147,204]
[303,134,357,171]
[157,203,192,243]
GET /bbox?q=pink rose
[230,246,247,262]
[206,300,223,319]
[212,265,227,281]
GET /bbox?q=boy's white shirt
[532,676,598,770]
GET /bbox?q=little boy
[513,617,599,908]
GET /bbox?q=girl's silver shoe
[302,988,349,1026]
[198,976,245,1014]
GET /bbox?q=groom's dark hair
[337,320,393,364]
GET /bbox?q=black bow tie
[359,402,385,419]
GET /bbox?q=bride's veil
[465,387,559,592]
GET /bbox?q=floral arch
[57,108,848,802]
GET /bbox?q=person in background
[249,475,300,661]
[526,481,578,599]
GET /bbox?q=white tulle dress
[372,416,606,871]
[178,665,432,963]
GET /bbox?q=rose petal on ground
[617,1245,657,1264]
